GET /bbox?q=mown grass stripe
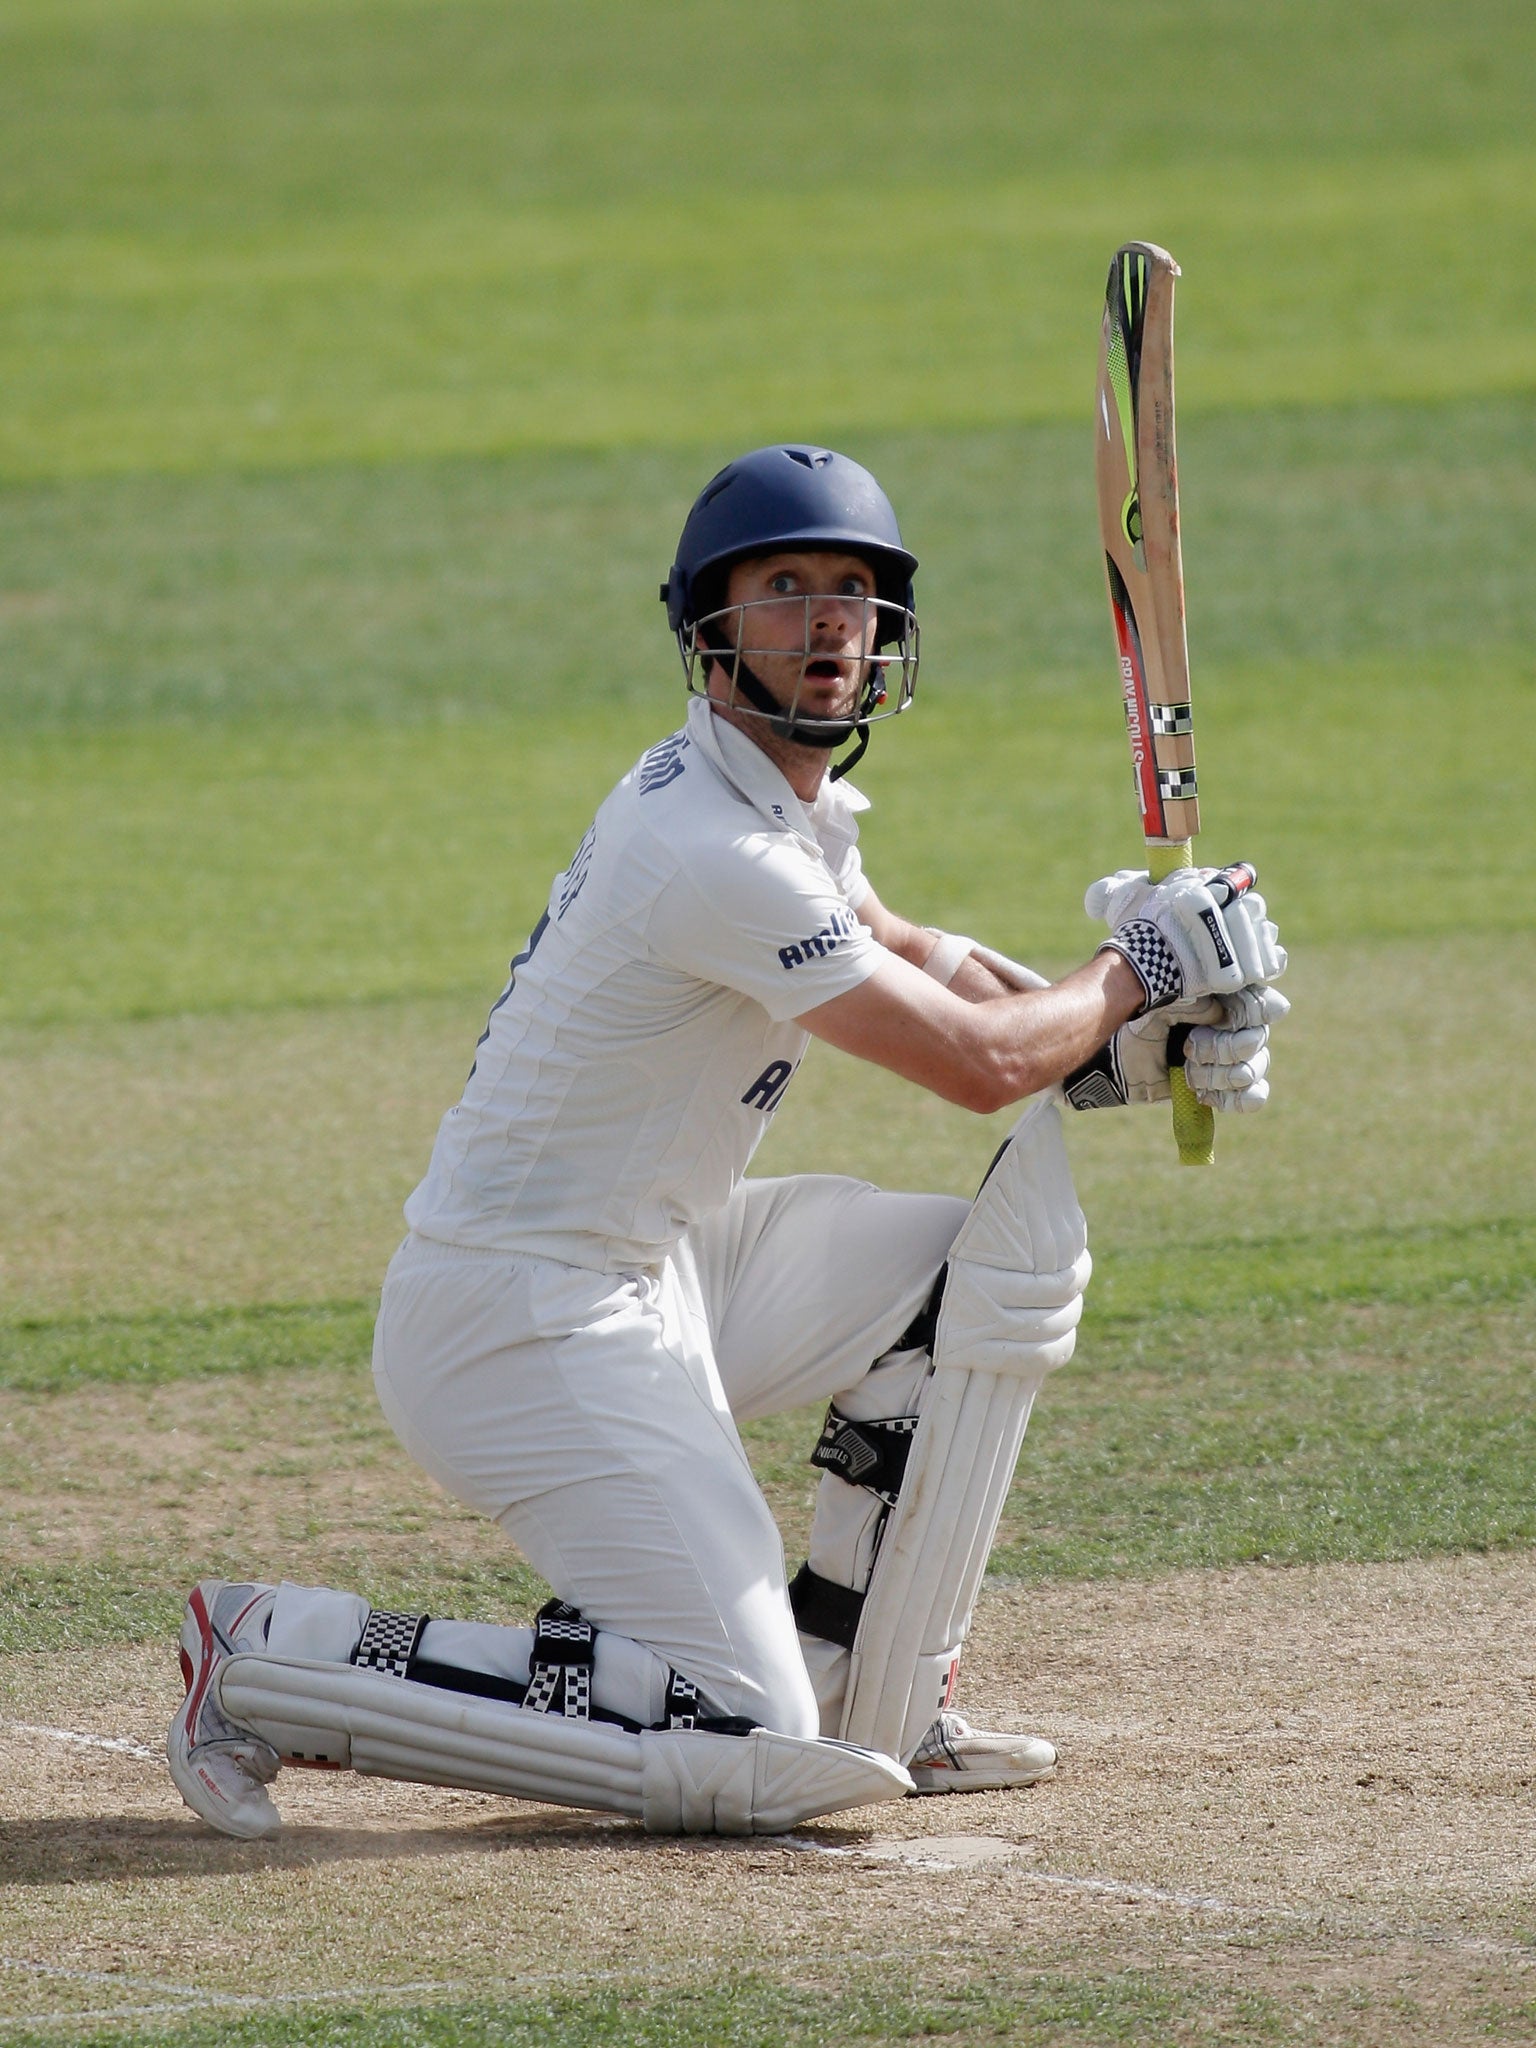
[0,1967,1269,2048]
[1090,1215,1536,1322]
[2,1216,1527,1394]
[0,1300,375,1393]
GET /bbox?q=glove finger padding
[1196,1081,1269,1114]
[1192,1073,1271,1113]
[1185,1021,1268,1065]
[1183,1002,1274,1110]
[1186,1039,1270,1091]
[1083,868,1152,926]
[1219,985,1290,1030]
[1222,889,1287,984]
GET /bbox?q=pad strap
[663,1670,703,1729]
[523,1599,595,1720]
[788,1562,865,1651]
[809,1405,919,1506]
[350,1607,429,1679]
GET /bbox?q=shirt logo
[741,1058,796,1112]
[638,731,690,794]
[778,905,860,970]
[557,824,596,917]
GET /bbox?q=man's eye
[840,579,868,596]
[769,575,795,594]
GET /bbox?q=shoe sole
[908,1759,1056,1794]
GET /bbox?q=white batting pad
[839,1095,1089,1763]
[219,1654,909,1835]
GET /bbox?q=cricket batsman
[168,445,1286,1839]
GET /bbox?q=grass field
[3,1,1536,2041]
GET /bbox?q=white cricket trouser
[372,1175,966,1740]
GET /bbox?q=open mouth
[804,658,844,681]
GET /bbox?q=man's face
[713,551,880,723]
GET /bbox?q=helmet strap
[828,722,871,782]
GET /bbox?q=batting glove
[1064,985,1288,1113]
[1087,862,1286,1008]
[1181,985,1289,1112]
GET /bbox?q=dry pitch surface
[3,1556,1535,2040]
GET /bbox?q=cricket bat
[1094,240,1215,1166]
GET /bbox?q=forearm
[968,953,1144,1103]
[800,949,1146,1114]
[883,916,1042,1003]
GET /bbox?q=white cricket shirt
[403,697,885,1270]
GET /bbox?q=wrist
[1097,922,1182,1012]
[1095,945,1152,1025]
[920,928,976,987]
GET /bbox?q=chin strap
[828,723,871,781]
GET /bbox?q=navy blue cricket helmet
[661,444,918,650]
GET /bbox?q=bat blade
[1094,240,1214,1165]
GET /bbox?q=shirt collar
[685,696,870,860]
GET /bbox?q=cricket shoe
[167,1579,282,1840]
[907,1711,1057,1795]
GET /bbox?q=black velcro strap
[524,1598,596,1719]
[351,1607,429,1679]
[408,1656,649,1735]
[788,1562,865,1651]
[694,1714,761,1737]
[1063,1038,1127,1111]
[809,1405,918,1505]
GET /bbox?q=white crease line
[0,2007,229,2029]
[0,1959,463,2026]
[5,1723,159,1763]
[1022,1869,1234,1912]
[789,1839,1232,1907]
[2,1959,243,2004]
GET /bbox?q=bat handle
[1146,840,1215,1166]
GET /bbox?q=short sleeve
[646,837,881,1022]
[839,841,870,911]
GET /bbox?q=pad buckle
[809,1406,918,1506]
[524,1599,596,1719]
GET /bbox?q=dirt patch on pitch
[2,1553,1535,2037]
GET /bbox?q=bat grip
[1146,841,1215,1167]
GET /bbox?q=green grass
[2,1,1532,477]
[7,154,1536,479]
[5,640,1532,1026]
[0,1970,1286,2048]
[3,1961,1527,2048]
[0,1300,376,1394]
[4,396,1533,731]
[8,0,1531,239]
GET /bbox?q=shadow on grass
[0,1810,878,1886]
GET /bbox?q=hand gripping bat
[1094,241,1255,1165]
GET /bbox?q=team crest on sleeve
[778,905,861,970]
[638,731,690,794]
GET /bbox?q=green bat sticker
[1104,248,1148,569]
